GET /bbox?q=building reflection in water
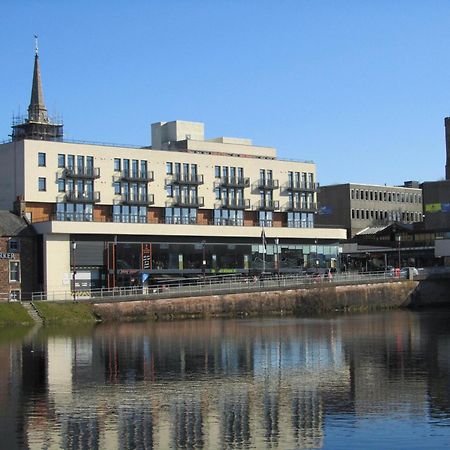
[171,397,203,449]
[0,310,450,449]
[220,389,250,449]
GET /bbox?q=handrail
[31,270,410,302]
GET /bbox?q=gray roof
[0,211,35,237]
[356,226,390,236]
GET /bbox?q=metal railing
[31,270,409,302]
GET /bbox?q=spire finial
[34,35,38,56]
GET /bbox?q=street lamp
[315,239,319,272]
[396,235,401,269]
[274,237,280,276]
[71,241,77,301]
[201,240,206,280]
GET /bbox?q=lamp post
[396,235,401,269]
[201,240,206,280]
[315,239,319,272]
[275,237,280,276]
[71,241,77,302]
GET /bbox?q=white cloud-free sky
[1,0,449,185]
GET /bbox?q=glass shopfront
[107,241,340,287]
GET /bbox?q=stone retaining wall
[92,280,418,322]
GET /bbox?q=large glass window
[259,211,273,227]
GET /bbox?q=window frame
[9,261,20,283]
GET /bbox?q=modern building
[316,182,423,238]
[0,48,346,294]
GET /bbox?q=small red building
[0,211,37,301]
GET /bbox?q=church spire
[28,36,48,123]
[11,38,63,142]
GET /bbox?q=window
[114,182,121,195]
[215,165,221,178]
[9,290,21,301]
[114,158,121,172]
[67,155,75,169]
[38,152,46,167]
[38,177,46,191]
[58,154,65,168]
[9,261,20,282]
[57,178,65,192]
[166,162,173,175]
[8,239,19,253]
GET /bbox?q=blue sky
[1,0,450,185]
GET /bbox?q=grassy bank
[34,302,98,324]
[0,303,34,326]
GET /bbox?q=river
[0,309,449,449]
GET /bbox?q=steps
[21,301,44,324]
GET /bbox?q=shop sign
[0,252,15,259]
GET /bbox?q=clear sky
[1,0,450,186]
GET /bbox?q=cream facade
[0,120,346,294]
[2,48,345,294]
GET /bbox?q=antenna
[34,35,39,55]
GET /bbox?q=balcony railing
[63,167,100,179]
[253,200,280,211]
[284,181,318,192]
[214,176,250,188]
[65,191,101,203]
[167,173,204,185]
[167,196,204,208]
[255,179,279,190]
[283,202,318,212]
[215,198,250,210]
[120,193,154,206]
[119,170,154,182]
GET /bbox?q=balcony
[119,193,154,206]
[255,178,279,190]
[215,198,250,210]
[253,200,280,211]
[167,196,204,208]
[214,176,250,188]
[65,191,100,203]
[284,181,318,192]
[283,202,318,212]
[119,170,154,182]
[63,167,100,179]
[167,173,204,185]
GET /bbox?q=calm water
[0,310,450,449]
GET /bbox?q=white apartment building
[0,49,345,294]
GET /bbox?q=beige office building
[0,49,345,294]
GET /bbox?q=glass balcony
[120,170,154,182]
[214,176,250,188]
[65,191,100,203]
[255,178,279,190]
[167,173,204,185]
[63,167,100,179]
[216,198,250,209]
[283,202,318,212]
[253,200,280,210]
[168,196,204,207]
[120,193,154,206]
[284,181,318,192]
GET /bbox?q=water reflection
[0,310,450,449]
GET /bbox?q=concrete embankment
[92,280,418,322]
